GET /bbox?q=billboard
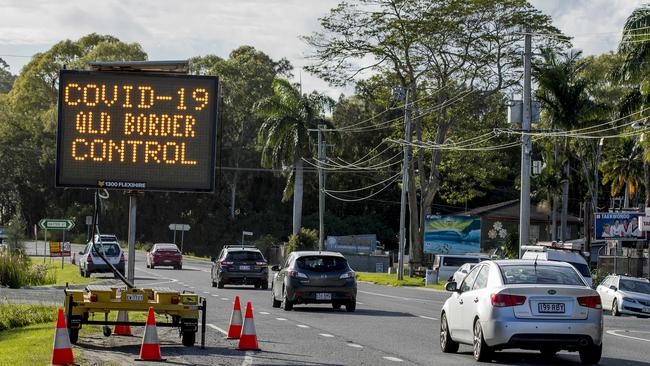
[424,215,481,254]
[595,212,645,240]
[56,70,219,192]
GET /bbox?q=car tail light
[120,254,125,263]
[90,294,98,302]
[86,255,93,263]
[339,271,356,279]
[171,296,179,305]
[288,270,308,279]
[577,295,602,309]
[256,261,267,266]
[491,294,526,307]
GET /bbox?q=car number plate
[164,259,171,263]
[538,303,565,313]
[126,294,144,301]
[316,293,332,300]
[239,265,251,271]
[643,307,650,313]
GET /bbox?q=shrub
[0,304,58,331]
[0,253,56,288]
[5,207,27,253]
[286,228,318,255]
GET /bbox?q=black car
[211,246,269,289]
[271,251,357,312]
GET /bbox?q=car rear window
[91,243,121,257]
[566,261,591,277]
[500,265,585,285]
[296,256,348,272]
[226,251,264,261]
[620,279,650,294]
[155,245,179,252]
[443,257,481,267]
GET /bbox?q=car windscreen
[226,251,263,261]
[443,257,480,267]
[90,243,120,257]
[566,261,591,277]
[296,256,348,272]
[619,279,650,294]
[500,265,585,285]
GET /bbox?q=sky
[0,0,647,97]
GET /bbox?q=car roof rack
[224,245,258,249]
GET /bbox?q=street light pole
[398,87,411,280]
[519,29,532,258]
[318,124,326,251]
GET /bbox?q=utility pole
[398,88,411,280]
[519,29,532,258]
[318,124,326,251]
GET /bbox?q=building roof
[461,199,581,224]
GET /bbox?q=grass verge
[356,272,445,290]
[42,261,97,286]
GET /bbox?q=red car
[146,243,182,269]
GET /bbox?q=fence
[598,256,648,277]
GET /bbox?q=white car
[597,275,650,317]
[522,247,593,287]
[78,240,124,278]
[452,263,478,284]
[440,260,603,364]
[433,254,489,282]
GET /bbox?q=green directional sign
[38,219,75,231]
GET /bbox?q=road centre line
[418,315,438,320]
[347,343,363,348]
[259,311,270,315]
[606,330,650,342]
[296,324,310,328]
[383,356,404,362]
[207,323,228,335]
[275,317,287,321]
[221,297,229,301]
[319,333,335,338]
[211,294,220,297]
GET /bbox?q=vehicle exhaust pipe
[578,338,589,347]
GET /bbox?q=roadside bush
[5,207,26,253]
[0,253,56,288]
[0,304,57,331]
[286,228,318,255]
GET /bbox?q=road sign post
[241,231,253,248]
[39,219,74,269]
[169,224,191,253]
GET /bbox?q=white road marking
[347,343,363,348]
[359,290,441,304]
[221,297,230,301]
[356,301,364,305]
[319,333,334,338]
[242,351,254,366]
[207,323,228,335]
[383,356,404,362]
[417,315,438,320]
[188,286,196,289]
[275,317,287,321]
[259,311,270,315]
[203,291,210,294]
[296,324,310,328]
[606,330,650,342]
[211,294,220,297]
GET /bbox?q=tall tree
[600,137,643,207]
[255,79,330,235]
[304,0,559,265]
[0,58,16,94]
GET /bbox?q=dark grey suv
[271,251,357,312]
[211,246,269,289]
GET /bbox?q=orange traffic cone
[51,308,75,365]
[226,296,243,339]
[136,307,165,361]
[113,310,132,336]
[238,302,260,351]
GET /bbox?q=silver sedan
[440,260,603,364]
[597,275,650,317]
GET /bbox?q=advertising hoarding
[595,212,645,240]
[424,215,481,254]
[56,70,219,192]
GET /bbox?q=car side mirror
[445,281,458,292]
[609,285,617,291]
[211,257,217,262]
[461,269,468,274]
[78,251,84,255]
[271,265,281,272]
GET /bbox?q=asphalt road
[12,242,650,365]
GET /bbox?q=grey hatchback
[271,251,357,312]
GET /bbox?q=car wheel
[69,328,79,344]
[281,287,293,311]
[345,300,356,312]
[612,299,620,316]
[473,319,492,362]
[579,343,602,365]
[217,277,224,289]
[440,313,459,353]
[332,302,342,310]
[150,264,155,269]
[271,287,281,308]
[261,281,269,290]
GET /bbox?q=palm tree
[600,137,643,207]
[617,5,650,206]
[255,78,329,235]
[534,48,595,241]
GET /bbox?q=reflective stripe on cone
[114,310,132,336]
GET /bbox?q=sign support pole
[181,230,185,253]
[173,229,177,245]
[127,193,137,283]
[62,230,65,269]
[44,229,47,263]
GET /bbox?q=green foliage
[5,207,26,252]
[0,304,57,331]
[0,253,55,288]
[600,136,643,197]
[500,231,519,259]
[286,228,318,254]
[0,58,15,93]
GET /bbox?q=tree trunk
[551,194,558,241]
[229,170,239,220]
[624,180,630,208]
[645,159,650,208]
[292,160,304,235]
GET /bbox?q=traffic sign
[169,224,190,231]
[38,219,75,231]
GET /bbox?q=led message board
[56,70,219,192]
